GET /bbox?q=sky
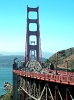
[0,0,74,53]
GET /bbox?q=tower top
[27,5,39,12]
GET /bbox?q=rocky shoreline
[0,82,13,100]
[4,82,12,91]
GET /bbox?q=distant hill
[0,51,53,67]
[0,54,3,56]
[0,55,24,67]
[42,52,53,58]
[0,51,53,58]
[0,51,24,56]
[44,47,74,71]
[0,55,47,67]
[42,58,47,62]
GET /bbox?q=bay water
[0,66,12,96]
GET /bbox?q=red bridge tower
[25,5,42,63]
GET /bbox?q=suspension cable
[38,86,46,100]
[67,88,74,100]
[56,86,63,100]
[48,87,54,100]
[20,86,38,100]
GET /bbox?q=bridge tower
[25,5,42,63]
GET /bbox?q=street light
[55,52,58,74]
[65,60,69,74]
[55,50,65,74]
[14,57,18,63]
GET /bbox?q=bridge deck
[13,69,74,85]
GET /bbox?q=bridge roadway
[12,5,74,100]
[13,69,74,86]
[13,50,74,99]
[13,60,74,100]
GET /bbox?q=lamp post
[13,57,18,69]
[14,57,18,63]
[65,60,69,74]
[55,50,65,75]
[55,52,58,75]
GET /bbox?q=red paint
[13,70,74,85]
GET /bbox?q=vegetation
[0,90,13,100]
[0,55,46,67]
[44,47,74,71]
[1,48,74,99]
[0,55,25,67]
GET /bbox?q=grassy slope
[44,47,74,70]
[0,90,13,100]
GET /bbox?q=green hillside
[44,47,74,71]
[0,55,46,67]
[0,55,24,67]
[0,90,13,100]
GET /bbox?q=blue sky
[0,0,74,53]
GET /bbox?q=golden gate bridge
[13,5,74,100]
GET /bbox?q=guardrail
[13,70,74,85]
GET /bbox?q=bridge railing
[47,69,74,76]
[13,70,74,85]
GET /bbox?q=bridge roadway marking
[13,70,74,85]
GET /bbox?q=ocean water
[0,67,12,96]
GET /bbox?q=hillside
[0,56,47,67]
[0,54,3,56]
[44,47,74,71]
[0,90,13,100]
[0,55,24,67]
[0,51,53,58]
